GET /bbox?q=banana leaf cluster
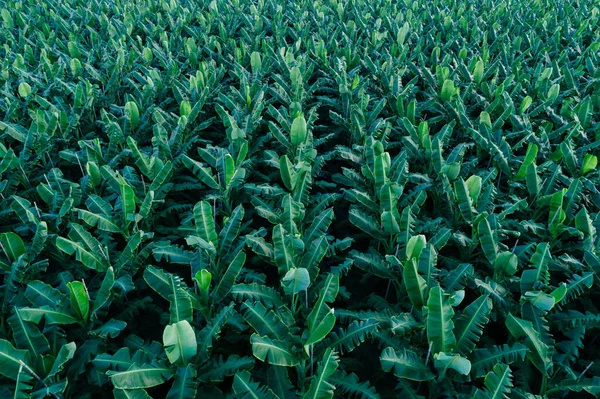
[1,0,600,397]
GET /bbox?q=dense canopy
[1,0,600,397]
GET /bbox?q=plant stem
[540,374,548,395]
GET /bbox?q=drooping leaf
[505,314,551,375]
[380,347,434,381]
[250,334,299,367]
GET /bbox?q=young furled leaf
[291,115,307,146]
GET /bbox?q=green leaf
[548,189,566,236]
[166,365,198,399]
[113,389,151,399]
[108,365,173,389]
[197,305,234,361]
[76,209,121,233]
[250,334,299,367]
[473,59,484,84]
[470,344,528,378]
[182,156,220,189]
[241,301,291,341]
[322,319,379,355]
[505,314,551,375]
[0,339,30,380]
[25,281,68,308]
[124,101,140,129]
[493,252,518,277]
[304,307,335,347]
[418,244,439,290]
[47,342,76,379]
[0,122,27,143]
[195,269,212,293]
[548,377,600,396]
[546,83,560,104]
[231,284,284,307]
[233,370,279,399]
[304,348,339,399]
[250,51,262,73]
[581,154,597,175]
[330,370,380,399]
[14,363,34,398]
[550,283,568,305]
[18,307,79,325]
[454,179,475,223]
[218,205,244,259]
[523,291,555,312]
[150,161,173,192]
[281,267,310,296]
[280,155,297,191]
[222,154,235,187]
[406,235,426,260]
[120,179,136,221]
[374,153,388,191]
[478,217,497,265]
[441,79,455,101]
[89,320,127,339]
[427,285,456,353]
[193,201,218,246]
[433,352,471,376]
[163,320,197,366]
[475,364,513,399]
[525,163,539,196]
[197,355,254,383]
[520,243,550,293]
[515,143,538,179]
[0,232,26,263]
[380,348,434,381]
[169,287,193,324]
[8,311,50,356]
[55,236,104,271]
[454,295,492,354]
[213,250,246,302]
[403,258,427,309]
[273,224,294,273]
[465,175,482,204]
[304,208,334,245]
[67,281,90,323]
[18,82,31,98]
[520,96,533,115]
[290,115,307,146]
[306,274,339,341]
[381,211,400,235]
[390,314,420,335]
[349,208,385,240]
